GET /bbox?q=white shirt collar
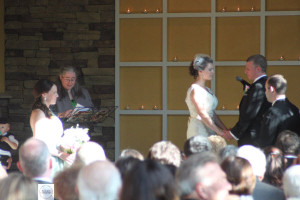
[272,95,286,106]
[254,74,267,83]
[33,177,53,183]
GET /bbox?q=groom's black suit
[231,76,271,146]
[259,98,300,148]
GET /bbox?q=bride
[30,79,74,177]
[185,54,228,139]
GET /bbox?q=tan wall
[118,1,300,153]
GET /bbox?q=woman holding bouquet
[30,79,74,177]
[185,54,228,139]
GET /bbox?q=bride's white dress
[185,84,218,139]
[34,114,64,177]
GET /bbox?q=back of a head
[73,141,106,167]
[276,130,300,156]
[263,146,284,187]
[221,156,256,195]
[115,156,141,180]
[54,165,81,200]
[19,138,50,178]
[267,74,287,95]
[219,145,238,161]
[237,145,266,177]
[119,148,144,160]
[177,151,218,197]
[148,141,181,167]
[208,135,227,156]
[121,159,176,200]
[283,165,300,198]
[184,135,212,157]
[0,173,38,200]
[77,160,121,200]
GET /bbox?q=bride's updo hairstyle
[189,54,213,79]
[32,79,55,118]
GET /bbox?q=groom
[224,54,271,146]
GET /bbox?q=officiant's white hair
[72,141,106,167]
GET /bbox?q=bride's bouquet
[59,124,90,154]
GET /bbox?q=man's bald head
[19,138,51,178]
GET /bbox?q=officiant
[53,66,94,119]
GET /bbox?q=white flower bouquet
[59,124,90,154]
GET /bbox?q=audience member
[115,156,141,180]
[208,135,227,155]
[262,146,284,187]
[120,159,177,200]
[0,172,38,200]
[183,135,212,158]
[18,137,52,184]
[119,148,144,160]
[77,160,122,200]
[164,163,177,177]
[0,117,19,170]
[221,156,256,200]
[71,141,106,167]
[259,74,300,147]
[177,151,232,200]
[53,141,106,200]
[282,165,300,200]
[148,140,182,167]
[54,165,81,200]
[276,130,300,169]
[219,144,238,162]
[294,154,300,165]
[237,145,285,200]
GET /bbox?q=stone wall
[4,0,115,166]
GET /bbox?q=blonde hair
[148,141,182,167]
[119,148,144,160]
[208,135,227,155]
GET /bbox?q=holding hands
[216,129,234,140]
[221,130,234,140]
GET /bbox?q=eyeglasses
[63,77,76,83]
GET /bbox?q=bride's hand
[59,152,76,165]
[222,130,234,140]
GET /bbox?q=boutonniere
[243,85,250,95]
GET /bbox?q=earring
[44,97,47,101]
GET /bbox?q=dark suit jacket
[253,179,285,200]
[231,76,271,146]
[259,98,300,148]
